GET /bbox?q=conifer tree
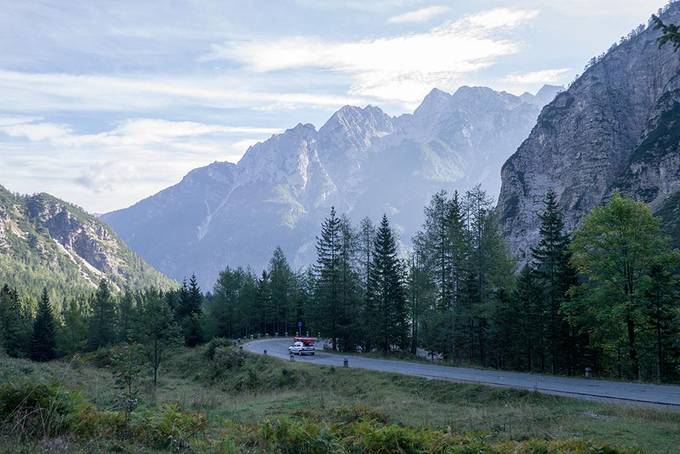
[257,270,273,335]
[531,189,577,373]
[30,288,57,362]
[367,215,407,353]
[88,279,116,350]
[0,285,28,357]
[314,207,343,350]
[59,296,89,355]
[270,247,293,335]
[177,275,203,346]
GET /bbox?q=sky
[0,0,666,213]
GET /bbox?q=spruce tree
[177,275,203,347]
[1,285,27,357]
[531,189,577,373]
[314,207,343,350]
[367,215,407,353]
[88,279,116,350]
[30,288,57,362]
[257,270,273,335]
[270,247,293,335]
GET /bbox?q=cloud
[503,68,571,85]
[204,8,539,106]
[0,70,368,113]
[0,117,281,211]
[388,6,450,24]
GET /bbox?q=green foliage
[653,15,680,53]
[569,194,680,380]
[366,215,408,353]
[29,288,57,362]
[87,279,116,351]
[130,403,207,450]
[0,185,175,300]
[133,289,182,387]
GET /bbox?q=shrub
[256,417,343,454]
[0,381,125,440]
[205,337,234,360]
[131,402,207,450]
[0,381,81,438]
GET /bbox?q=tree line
[2,187,680,382]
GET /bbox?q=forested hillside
[0,185,174,298]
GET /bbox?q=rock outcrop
[497,2,680,261]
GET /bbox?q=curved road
[244,338,680,407]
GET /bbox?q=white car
[288,341,315,356]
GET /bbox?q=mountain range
[0,185,175,297]
[103,85,561,288]
[497,1,680,261]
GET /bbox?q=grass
[1,342,679,452]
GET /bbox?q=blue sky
[0,0,664,212]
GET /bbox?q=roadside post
[343,358,349,368]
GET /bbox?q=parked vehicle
[289,337,316,356]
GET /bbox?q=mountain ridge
[0,184,175,297]
[497,2,680,261]
[104,84,562,289]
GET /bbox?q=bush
[205,337,235,360]
[0,381,123,440]
[0,381,81,438]
[256,417,343,454]
[131,402,207,450]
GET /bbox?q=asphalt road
[244,338,680,407]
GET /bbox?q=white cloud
[205,8,539,106]
[503,68,571,85]
[0,117,281,211]
[0,70,368,113]
[388,6,449,24]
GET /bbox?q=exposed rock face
[497,3,680,261]
[0,185,174,295]
[104,85,560,289]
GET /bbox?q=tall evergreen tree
[0,285,28,357]
[59,296,89,355]
[314,207,343,350]
[177,275,203,347]
[88,279,116,350]
[269,247,294,336]
[531,189,578,373]
[367,215,407,353]
[30,288,57,362]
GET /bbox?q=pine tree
[30,288,57,362]
[368,215,407,353]
[314,207,343,350]
[134,289,180,389]
[512,266,544,371]
[177,275,203,347]
[88,279,116,350]
[59,296,89,355]
[531,189,577,373]
[0,285,28,357]
[257,270,273,335]
[270,247,293,336]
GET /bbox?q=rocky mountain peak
[497,3,680,262]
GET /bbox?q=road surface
[244,338,680,407]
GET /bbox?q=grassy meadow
[1,340,679,453]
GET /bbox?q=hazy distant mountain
[497,2,680,262]
[0,185,174,297]
[104,85,560,289]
